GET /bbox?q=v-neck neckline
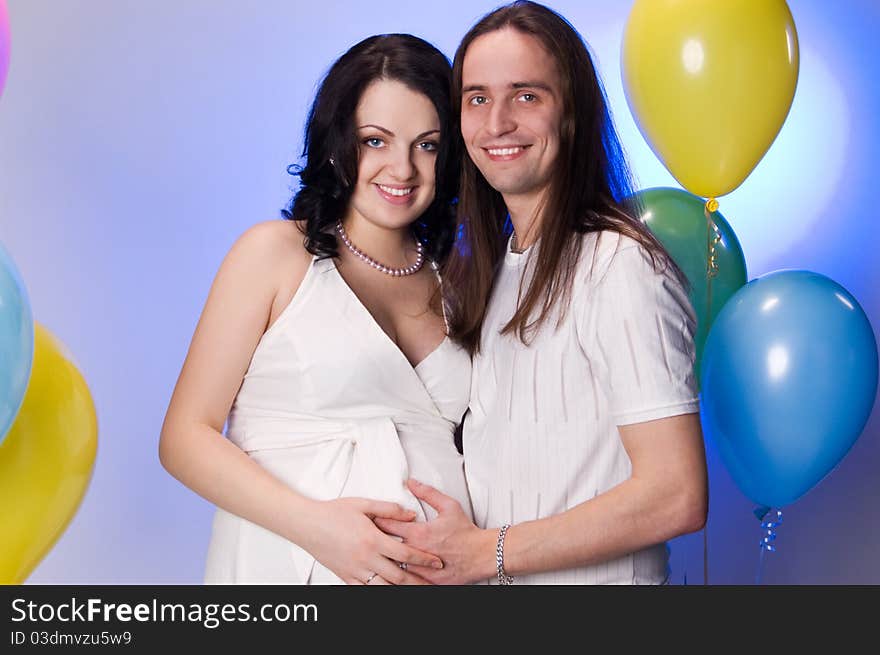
[326,257,449,373]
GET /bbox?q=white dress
[204,255,473,584]
[464,230,699,584]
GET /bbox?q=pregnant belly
[398,430,473,522]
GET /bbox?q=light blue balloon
[700,270,879,508]
[0,241,34,444]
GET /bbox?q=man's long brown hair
[443,1,679,355]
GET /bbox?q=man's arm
[376,412,707,584]
[497,412,706,578]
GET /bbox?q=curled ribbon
[754,506,784,584]
[704,198,722,279]
[703,197,723,333]
[758,508,784,552]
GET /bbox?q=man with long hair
[376,1,708,584]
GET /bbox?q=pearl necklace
[336,221,424,277]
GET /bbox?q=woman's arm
[159,220,442,584]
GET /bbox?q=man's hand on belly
[374,479,496,584]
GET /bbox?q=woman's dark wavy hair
[281,34,458,265]
[444,1,683,354]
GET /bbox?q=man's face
[460,28,564,209]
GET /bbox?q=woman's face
[345,78,441,231]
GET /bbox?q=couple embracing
[160,1,707,586]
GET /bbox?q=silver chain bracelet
[496,524,514,585]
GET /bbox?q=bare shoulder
[222,219,310,284]
[231,219,309,262]
[238,220,318,329]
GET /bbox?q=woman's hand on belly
[298,497,445,585]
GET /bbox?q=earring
[329,156,336,166]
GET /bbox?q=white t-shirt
[463,230,699,584]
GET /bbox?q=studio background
[1,0,877,584]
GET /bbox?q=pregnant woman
[159,34,471,585]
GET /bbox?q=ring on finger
[365,572,377,584]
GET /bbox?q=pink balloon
[0,0,9,99]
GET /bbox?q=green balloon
[632,187,748,384]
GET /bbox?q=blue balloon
[0,241,34,444]
[700,270,879,508]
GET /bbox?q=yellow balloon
[0,323,97,583]
[622,0,799,198]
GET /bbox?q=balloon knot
[705,197,719,213]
